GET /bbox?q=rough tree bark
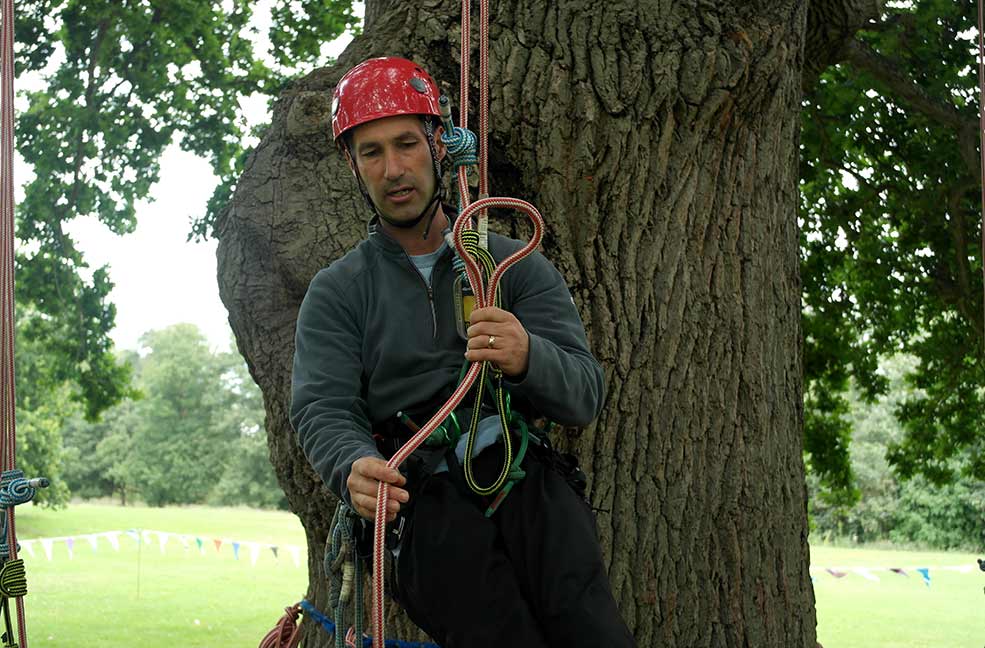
[216,1,875,645]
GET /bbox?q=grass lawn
[14,502,308,647]
[7,503,983,647]
[812,544,984,648]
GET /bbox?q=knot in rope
[440,126,478,168]
[0,471,35,509]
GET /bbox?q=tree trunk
[217,1,821,645]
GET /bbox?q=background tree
[61,397,139,504]
[11,0,358,443]
[801,0,985,497]
[61,327,280,507]
[809,353,985,551]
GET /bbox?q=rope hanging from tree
[0,2,28,646]
[0,3,50,647]
[366,1,546,646]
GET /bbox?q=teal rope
[440,126,477,169]
[327,503,364,648]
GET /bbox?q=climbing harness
[0,2,50,647]
[367,0,546,644]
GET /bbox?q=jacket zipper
[404,253,439,340]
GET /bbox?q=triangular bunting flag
[158,531,169,554]
[126,529,140,544]
[141,530,153,546]
[248,542,260,567]
[232,542,240,560]
[65,537,75,560]
[916,567,931,587]
[178,535,191,551]
[854,568,879,582]
[105,532,121,551]
[271,546,279,560]
[195,537,204,554]
[288,545,300,568]
[20,540,34,558]
[214,539,223,553]
[826,568,846,578]
[890,568,907,576]
[85,534,99,552]
[40,538,53,561]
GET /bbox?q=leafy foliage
[12,0,356,424]
[801,0,985,494]
[809,355,985,551]
[61,324,282,508]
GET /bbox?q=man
[291,57,635,648]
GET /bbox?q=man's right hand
[347,456,409,522]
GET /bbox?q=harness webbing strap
[0,0,27,644]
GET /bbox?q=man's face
[349,115,444,224]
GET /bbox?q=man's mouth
[387,186,413,197]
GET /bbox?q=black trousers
[393,446,636,648]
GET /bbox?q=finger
[468,306,509,324]
[464,348,503,365]
[466,331,506,350]
[465,320,494,341]
[359,460,406,487]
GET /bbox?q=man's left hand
[465,306,529,377]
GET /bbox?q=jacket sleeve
[290,270,382,504]
[504,250,605,426]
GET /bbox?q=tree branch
[804,0,883,87]
[843,38,980,178]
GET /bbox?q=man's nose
[383,147,403,180]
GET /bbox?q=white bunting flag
[85,534,99,552]
[248,542,261,567]
[40,538,53,561]
[105,531,121,551]
[288,545,301,568]
[158,531,170,554]
[178,535,191,551]
[20,540,34,558]
[126,529,140,544]
[141,530,153,546]
[854,568,879,582]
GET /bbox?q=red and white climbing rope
[0,0,28,646]
[368,2,545,645]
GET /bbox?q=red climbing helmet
[331,57,442,141]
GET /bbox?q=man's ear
[433,124,447,162]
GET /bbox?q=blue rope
[0,471,36,509]
[440,126,477,168]
[298,599,441,648]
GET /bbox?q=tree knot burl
[287,91,333,139]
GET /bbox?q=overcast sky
[17,3,358,352]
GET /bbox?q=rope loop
[440,126,478,168]
[0,472,34,509]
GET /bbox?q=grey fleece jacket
[290,224,605,503]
